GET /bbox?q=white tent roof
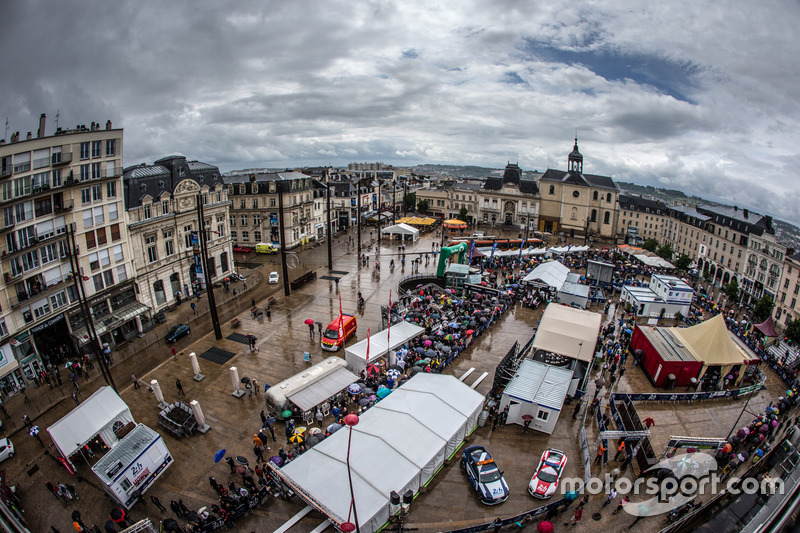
[532,303,602,362]
[632,253,675,269]
[504,359,574,411]
[522,261,570,289]
[276,373,484,533]
[48,386,131,459]
[548,245,589,254]
[345,321,425,365]
[381,223,419,240]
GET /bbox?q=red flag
[339,292,343,318]
[338,293,344,341]
[366,328,370,362]
[387,290,392,344]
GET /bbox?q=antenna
[4,118,7,141]
[55,109,60,130]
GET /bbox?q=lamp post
[325,168,333,271]
[343,413,361,533]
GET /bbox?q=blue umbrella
[415,347,426,353]
[377,387,391,399]
[214,449,226,463]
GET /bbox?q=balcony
[101,167,122,178]
[0,167,11,178]
[51,152,72,166]
[54,200,74,213]
[9,276,70,309]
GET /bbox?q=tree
[642,238,659,252]
[417,199,429,214]
[674,253,692,271]
[403,192,416,212]
[724,278,740,303]
[785,319,800,345]
[752,295,775,323]
[457,206,469,223]
[656,244,674,261]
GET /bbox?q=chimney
[743,209,749,218]
[733,205,738,211]
[91,121,96,131]
[106,120,112,130]
[37,114,46,138]
[26,132,32,141]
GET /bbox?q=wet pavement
[5,226,791,533]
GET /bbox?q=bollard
[230,367,245,398]
[189,352,204,382]
[190,400,210,433]
[151,380,169,409]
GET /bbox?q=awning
[287,366,359,412]
[72,302,150,345]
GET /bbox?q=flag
[387,290,392,345]
[490,242,498,262]
[366,328,370,362]
[468,240,475,262]
[518,239,526,259]
[338,293,344,340]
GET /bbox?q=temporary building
[522,261,570,290]
[586,260,614,285]
[272,373,484,533]
[381,223,419,242]
[755,316,779,337]
[531,303,602,363]
[345,321,425,374]
[266,357,359,417]
[558,273,590,309]
[619,286,689,319]
[48,386,134,467]
[499,359,573,434]
[631,314,759,387]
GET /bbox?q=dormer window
[251,184,258,194]
[239,185,245,195]
[178,166,185,177]
[143,204,152,219]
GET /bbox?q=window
[591,209,597,222]
[593,191,598,201]
[607,193,612,202]
[536,410,549,421]
[116,264,127,281]
[80,142,90,160]
[92,273,104,291]
[143,204,151,219]
[549,184,555,195]
[231,231,237,241]
[83,209,93,228]
[103,269,114,287]
[85,231,97,250]
[0,318,7,338]
[91,162,101,179]
[240,215,248,226]
[270,198,276,207]
[110,223,121,241]
[230,216,236,227]
[146,235,158,263]
[91,141,101,158]
[81,188,91,204]
[183,225,193,248]
[52,169,62,187]
[92,184,102,202]
[161,200,169,215]
[164,231,174,256]
[153,279,166,305]
[253,215,261,226]
[93,206,104,224]
[106,182,116,198]
[242,231,249,242]
[252,199,258,209]
[604,211,611,225]
[113,244,124,262]
[108,203,118,221]
[106,139,116,156]
[240,200,246,209]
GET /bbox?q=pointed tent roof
[668,314,755,366]
[755,316,779,337]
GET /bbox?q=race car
[528,448,568,498]
[461,445,509,505]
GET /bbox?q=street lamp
[343,413,361,533]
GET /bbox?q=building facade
[477,163,539,233]
[123,156,233,312]
[775,252,800,327]
[741,229,786,306]
[0,117,137,395]
[617,195,669,245]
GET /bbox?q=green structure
[437,242,468,277]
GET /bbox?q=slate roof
[619,195,668,214]
[123,156,222,209]
[696,204,773,235]
[539,169,618,191]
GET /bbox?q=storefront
[0,344,25,399]
[69,283,151,350]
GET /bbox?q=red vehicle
[233,246,252,253]
[528,448,568,498]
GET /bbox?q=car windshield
[479,466,502,483]
[537,469,558,483]
[168,327,178,334]
[323,328,339,340]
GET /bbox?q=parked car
[269,272,279,284]
[233,247,252,253]
[461,445,509,505]
[0,439,14,462]
[528,448,568,498]
[164,324,190,343]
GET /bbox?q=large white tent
[48,386,134,465]
[531,303,602,362]
[522,260,570,290]
[345,321,424,373]
[381,223,419,242]
[273,373,484,533]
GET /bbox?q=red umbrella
[304,319,315,325]
[521,414,534,421]
[537,521,554,533]
[465,329,475,335]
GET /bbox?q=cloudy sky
[3,1,800,223]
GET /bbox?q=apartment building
[775,252,800,327]
[617,195,668,244]
[123,156,233,312]
[741,228,786,306]
[0,116,136,395]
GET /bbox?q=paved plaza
[2,228,789,532]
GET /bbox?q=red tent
[754,316,779,337]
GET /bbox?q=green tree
[785,319,800,345]
[752,295,775,323]
[656,244,674,261]
[403,192,416,212]
[642,238,659,252]
[724,278,740,302]
[417,199,429,214]
[674,253,692,271]
[457,206,469,223]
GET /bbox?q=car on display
[233,247,252,253]
[528,448,568,498]
[164,324,191,343]
[269,272,279,284]
[0,439,14,462]
[461,445,509,505]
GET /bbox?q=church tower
[568,137,583,174]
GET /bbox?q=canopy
[755,316,779,337]
[522,261,570,290]
[397,216,437,226]
[275,373,484,533]
[287,366,359,412]
[531,303,602,362]
[345,321,425,373]
[48,386,132,460]
[668,314,757,366]
[632,253,675,269]
[443,219,467,229]
[381,223,419,241]
[548,245,589,254]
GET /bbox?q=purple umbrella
[269,456,283,467]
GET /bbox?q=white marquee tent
[381,223,419,242]
[531,303,602,362]
[345,321,425,373]
[522,261,571,290]
[273,373,484,533]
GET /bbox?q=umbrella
[444,334,454,341]
[304,318,315,325]
[415,347,425,353]
[163,518,181,532]
[235,456,249,466]
[308,427,322,435]
[110,508,125,522]
[29,425,39,436]
[289,431,305,444]
[327,423,343,434]
[737,428,748,437]
[241,377,251,385]
[347,383,362,394]
[430,313,440,320]
[521,414,533,421]
[377,388,392,399]
[537,521,554,533]
[366,364,381,376]
[306,435,321,447]
[425,349,436,358]
[214,449,226,463]
[358,398,370,406]
[416,284,423,288]
[361,387,375,395]
[281,409,293,419]
[595,378,606,389]
[386,368,402,380]
[441,346,451,353]
[564,490,578,502]
[269,456,283,467]
[423,340,432,347]
[465,329,474,335]
[410,366,422,374]
[738,451,749,461]
[368,394,377,401]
